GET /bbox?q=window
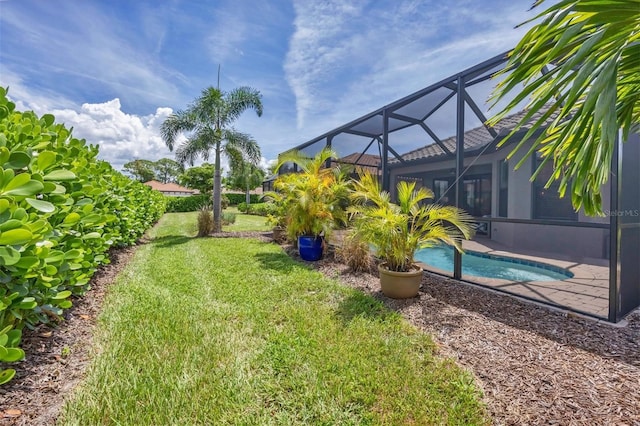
[462,175,491,217]
[433,174,491,217]
[498,160,508,217]
[433,179,452,204]
[533,158,577,220]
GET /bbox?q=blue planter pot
[298,235,323,261]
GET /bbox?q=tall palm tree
[161,86,263,232]
[488,0,639,216]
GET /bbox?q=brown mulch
[1,232,638,425]
[290,244,640,426]
[0,246,137,426]
[209,230,272,242]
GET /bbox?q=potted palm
[350,172,474,298]
[274,147,350,261]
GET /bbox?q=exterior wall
[490,222,609,262]
[161,191,195,197]
[389,141,611,261]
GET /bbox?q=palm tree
[227,154,265,205]
[488,0,640,216]
[350,171,474,273]
[161,86,262,232]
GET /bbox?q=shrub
[197,207,214,237]
[224,193,259,205]
[0,89,165,385]
[335,231,373,273]
[222,212,236,225]
[166,194,228,212]
[166,195,210,212]
[237,202,248,213]
[246,202,275,216]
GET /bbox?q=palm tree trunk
[213,142,222,233]
[246,181,250,205]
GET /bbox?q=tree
[488,0,640,216]
[178,164,215,195]
[226,156,265,205]
[161,86,263,232]
[153,158,183,183]
[123,159,155,182]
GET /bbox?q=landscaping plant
[161,85,263,232]
[197,207,214,237]
[334,230,373,273]
[0,89,165,384]
[274,148,351,242]
[350,172,474,273]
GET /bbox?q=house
[144,180,198,197]
[272,51,639,323]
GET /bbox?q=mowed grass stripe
[61,212,487,425]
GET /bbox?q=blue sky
[0,0,542,171]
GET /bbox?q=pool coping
[417,239,609,319]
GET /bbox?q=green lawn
[60,212,487,425]
[224,209,271,232]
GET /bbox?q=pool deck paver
[419,238,610,318]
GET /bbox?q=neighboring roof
[332,152,381,175]
[144,180,198,193]
[391,107,554,165]
[335,152,381,167]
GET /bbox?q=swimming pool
[414,245,573,282]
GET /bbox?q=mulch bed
[1,232,638,425]
[0,246,137,426]
[292,244,640,426]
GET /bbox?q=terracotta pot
[272,226,285,243]
[378,263,423,299]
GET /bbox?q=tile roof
[335,152,381,167]
[333,152,381,175]
[144,180,198,194]
[391,107,554,164]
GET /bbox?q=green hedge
[166,194,229,212]
[0,89,166,385]
[225,193,260,205]
[238,202,275,216]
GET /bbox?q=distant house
[144,180,198,197]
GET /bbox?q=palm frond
[224,86,263,125]
[174,127,217,166]
[224,129,261,165]
[160,110,196,151]
[488,0,640,215]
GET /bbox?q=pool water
[414,245,573,282]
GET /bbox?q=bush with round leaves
[0,88,165,384]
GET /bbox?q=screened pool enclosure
[269,52,639,323]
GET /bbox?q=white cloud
[51,99,176,170]
[5,77,177,170]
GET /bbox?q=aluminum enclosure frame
[276,52,636,323]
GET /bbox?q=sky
[0,0,543,172]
